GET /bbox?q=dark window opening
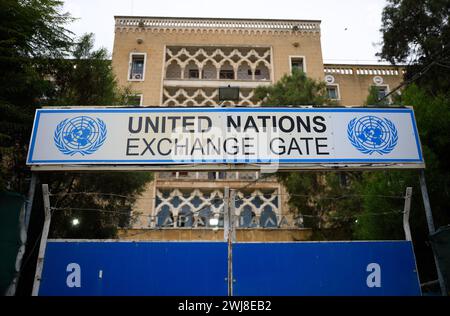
[208,172,226,180]
[376,86,388,99]
[326,86,338,99]
[130,55,145,80]
[219,70,234,79]
[291,58,304,73]
[189,69,199,79]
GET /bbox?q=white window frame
[326,84,340,101]
[128,52,147,82]
[289,55,307,74]
[373,84,391,103]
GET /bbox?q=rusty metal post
[419,170,447,296]
[403,187,413,241]
[31,184,52,296]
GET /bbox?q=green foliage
[256,69,354,238]
[42,33,153,238]
[364,86,390,106]
[278,172,361,240]
[368,0,450,282]
[0,0,73,105]
[402,85,450,171]
[353,85,450,282]
[401,85,450,227]
[353,171,413,240]
[46,172,153,239]
[0,0,73,192]
[254,69,332,106]
[0,1,151,238]
[355,85,450,238]
[49,33,121,106]
[378,0,450,94]
[0,0,73,59]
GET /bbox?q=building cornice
[114,16,321,35]
[324,64,406,76]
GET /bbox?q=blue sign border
[27,107,424,164]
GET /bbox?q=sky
[62,0,389,64]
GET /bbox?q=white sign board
[27,107,424,170]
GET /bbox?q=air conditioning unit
[132,73,142,80]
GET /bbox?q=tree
[254,69,332,106]
[353,84,450,283]
[49,33,122,106]
[44,171,152,239]
[255,69,358,239]
[0,0,73,103]
[378,0,450,94]
[0,2,151,237]
[380,84,449,231]
[0,0,73,192]
[376,0,450,288]
[278,171,361,240]
[43,33,153,238]
[6,28,151,294]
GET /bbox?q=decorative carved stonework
[115,16,321,35]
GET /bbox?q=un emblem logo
[347,115,398,155]
[54,116,107,156]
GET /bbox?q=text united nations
[125,114,330,159]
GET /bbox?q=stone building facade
[111,16,404,241]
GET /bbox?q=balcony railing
[324,64,405,76]
[115,16,321,32]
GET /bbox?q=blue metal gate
[232,241,421,296]
[37,240,420,296]
[38,241,228,296]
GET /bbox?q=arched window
[260,205,277,228]
[198,207,213,227]
[166,61,182,79]
[237,62,252,80]
[203,60,217,79]
[177,205,193,227]
[219,61,234,79]
[184,60,200,79]
[254,62,270,80]
[240,205,257,228]
[156,205,174,227]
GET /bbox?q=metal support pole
[5,173,38,296]
[229,190,236,243]
[419,170,447,296]
[228,189,237,296]
[222,187,237,295]
[223,187,230,242]
[419,170,436,234]
[31,184,52,296]
[227,230,233,296]
[403,187,413,241]
[223,187,234,296]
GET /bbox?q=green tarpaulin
[430,225,450,295]
[0,191,25,295]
